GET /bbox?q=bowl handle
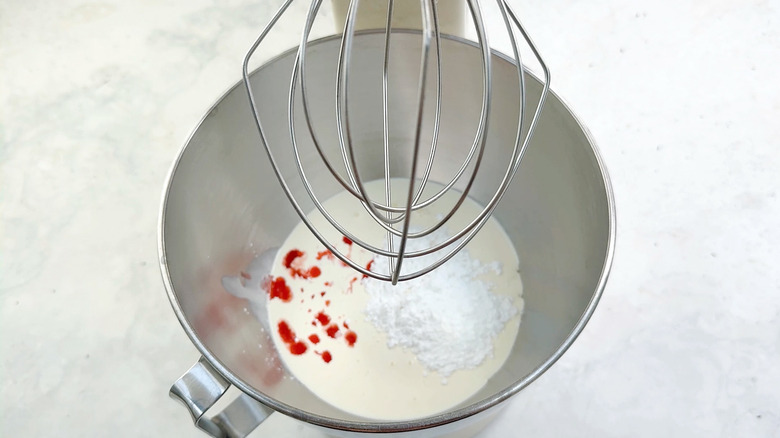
[170,356,274,437]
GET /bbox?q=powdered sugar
[363,228,519,378]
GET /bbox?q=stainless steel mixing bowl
[159,31,615,438]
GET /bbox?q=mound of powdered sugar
[363,229,518,378]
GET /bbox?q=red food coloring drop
[363,260,375,279]
[321,291,326,296]
[345,331,357,347]
[315,311,331,326]
[283,249,321,279]
[326,324,339,338]
[322,351,332,363]
[309,334,320,344]
[277,320,295,344]
[278,320,308,355]
[324,281,333,287]
[316,250,345,266]
[342,237,353,245]
[290,342,307,355]
[343,322,350,329]
[283,249,303,269]
[269,277,292,302]
[325,300,331,306]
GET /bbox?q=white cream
[265,179,523,420]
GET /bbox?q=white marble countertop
[2,0,779,436]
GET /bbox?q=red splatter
[291,266,319,278]
[278,320,295,344]
[283,250,303,269]
[268,277,292,302]
[277,320,307,355]
[283,249,321,279]
[320,291,326,297]
[342,236,353,245]
[290,342,307,355]
[321,351,332,363]
[325,300,331,306]
[363,259,375,279]
[309,334,320,344]
[315,311,331,325]
[343,322,350,329]
[326,324,340,338]
[315,250,347,267]
[345,331,357,347]
[324,281,333,287]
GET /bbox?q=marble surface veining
[1,0,779,436]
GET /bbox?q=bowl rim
[157,29,616,433]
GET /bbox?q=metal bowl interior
[159,31,614,433]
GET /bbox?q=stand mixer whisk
[242,0,550,284]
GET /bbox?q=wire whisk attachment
[243,0,550,284]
